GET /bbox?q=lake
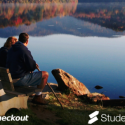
[0,1,125,99]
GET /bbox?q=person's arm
[1,48,8,67]
[36,63,39,70]
[3,50,8,67]
[24,50,36,72]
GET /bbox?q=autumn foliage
[0,1,78,28]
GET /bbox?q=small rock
[75,98,78,101]
[42,94,50,99]
[83,92,110,103]
[119,96,125,98]
[95,85,103,89]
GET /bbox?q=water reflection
[1,2,125,37]
[0,2,77,28]
[74,2,125,32]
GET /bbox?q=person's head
[19,33,29,46]
[4,37,18,49]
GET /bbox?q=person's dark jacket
[0,47,9,67]
[6,41,36,79]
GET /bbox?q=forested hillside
[0,1,77,28]
[0,0,77,3]
[78,0,125,2]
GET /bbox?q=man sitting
[6,33,49,105]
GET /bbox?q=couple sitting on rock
[0,33,49,105]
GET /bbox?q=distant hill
[0,16,122,38]
[78,0,125,2]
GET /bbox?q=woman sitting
[0,37,18,67]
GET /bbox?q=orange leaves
[13,16,22,26]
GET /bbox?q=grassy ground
[1,91,125,125]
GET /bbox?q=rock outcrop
[51,69,90,96]
[83,92,110,103]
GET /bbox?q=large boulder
[51,69,90,96]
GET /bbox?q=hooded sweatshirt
[6,41,36,79]
[0,47,9,67]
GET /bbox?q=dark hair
[4,37,17,49]
[19,33,29,43]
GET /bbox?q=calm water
[0,1,125,99]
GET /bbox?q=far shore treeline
[1,0,125,3]
[0,0,77,3]
[78,0,125,2]
[0,1,77,28]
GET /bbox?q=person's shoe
[32,95,48,105]
[29,93,35,97]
